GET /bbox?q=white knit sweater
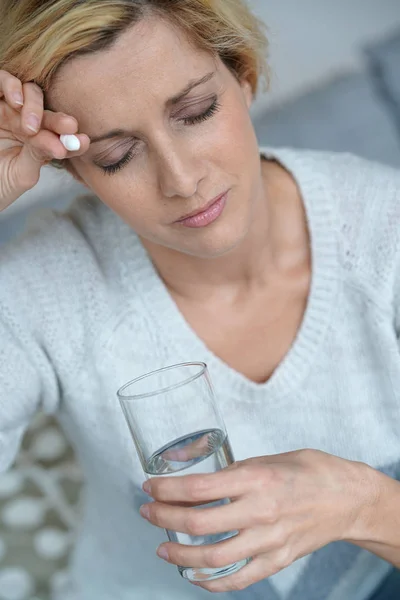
[1,148,400,600]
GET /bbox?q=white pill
[60,134,80,152]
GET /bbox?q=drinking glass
[117,362,250,582]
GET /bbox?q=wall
[249,0,400,117]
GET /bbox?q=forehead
[48,16,216,128]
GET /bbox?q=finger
[193,556,275,593]
[9,144,43,193]
[0,100,38,141]
[28,130,89,162]
[42,111,78,136]
[157,528,263,569]
[0,71,24,109]
[141,497,251,536]
[27,129,70,161]
[20,82,45,136]
[0,101,78,140]
[146,465,245,504]
[9,133,84,195]
[0,99,19,132]
[0,113,89,165]
[0,104,84,162]
[0,103,54,163]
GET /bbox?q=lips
[174,192,228,229]
[176,192,228,223]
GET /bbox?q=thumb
[12,143,46,193]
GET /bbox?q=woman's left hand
[140,449,376,593]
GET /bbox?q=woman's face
[48,16,264,258]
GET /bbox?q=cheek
[106,190,157,227]
[76,166,159,227]
[206,96,256,166]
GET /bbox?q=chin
[174,220,251,259]
[143,201,253,259]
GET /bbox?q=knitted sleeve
[0,206,99,472]
[0,296,60,471]
[0,247,62,472]
[395,252,400,341]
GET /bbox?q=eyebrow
[89,71,216,144]
[167,71,215,105]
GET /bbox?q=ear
[240,79,253,109]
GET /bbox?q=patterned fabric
[0,414,82,600]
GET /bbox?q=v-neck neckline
[119,147,339,401]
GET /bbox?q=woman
[0,1,400,599]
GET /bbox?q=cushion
[0,414,83,600]
[0,167,86,247]
[252,70,400,168]
[364,28,400,127]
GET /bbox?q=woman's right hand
[0,70,90,212]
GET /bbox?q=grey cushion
[365,29,400,132]
[0,197,69,247]
[253,70,400,168]
[0,168,85,247]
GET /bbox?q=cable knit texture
[1,148,400,600]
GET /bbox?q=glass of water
[117,362,250,582]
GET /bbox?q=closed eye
[179,98,221,125]
[99,97,221,175]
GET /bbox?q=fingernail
[13,92,24,106]
[139,504,150,520]
[142,481,151,495]
[157,546,169,561]
[26,114,40,132]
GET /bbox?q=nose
[156,142,204,199]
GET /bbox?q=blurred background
[250,0,400,117]
[0,2,399,599]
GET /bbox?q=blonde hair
[0,0,268,96]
